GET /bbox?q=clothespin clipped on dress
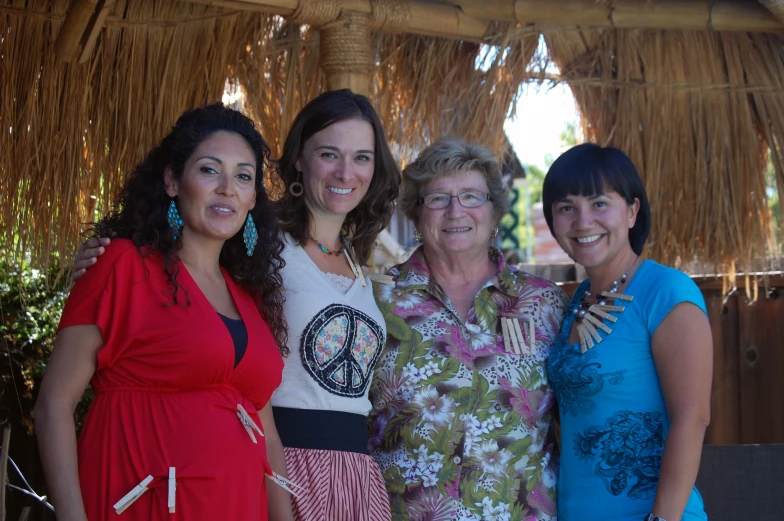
[266,471,306,499]
[500,317,531,355]
[528,316,536,355]
[341,238,367,287]
[114,475,154,514]
[168,467,176,514]
[236,404,265,444]
[344,250,367,287]
[368,273,395,285]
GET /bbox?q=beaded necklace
[574,257,638,354]
[310,236,344,256]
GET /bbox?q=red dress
[58,239,283,520]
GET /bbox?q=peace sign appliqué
[300,304,385,397]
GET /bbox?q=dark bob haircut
[542,143,651,255]
[275,89,401,265]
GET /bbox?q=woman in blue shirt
[542,143,712,521]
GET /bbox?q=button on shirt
[368,247,568,521]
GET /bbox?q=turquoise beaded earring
[167,200,183,239]
[243,214,258,256]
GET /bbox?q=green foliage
[0,258,91,431]
[765,152,782,242]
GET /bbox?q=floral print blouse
[368,247,568,521]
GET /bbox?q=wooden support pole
[460,0,783,33]
[187,0,783,36]
[759,0,784,25]
[78,0,115,64]
[320,11,372,95]
[1,424,10,521]
[54,0,101,62]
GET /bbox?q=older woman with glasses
[368,136,568,521]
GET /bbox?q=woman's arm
[34,325,102,521]
[72,237,111,281]
[258,403,295,521]
[650,302,713,520]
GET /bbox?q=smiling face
[550,190,639,270]
[295,118,375,225]
[165,130,257,245]
[417,169,496,260]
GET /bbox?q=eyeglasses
[416,191,491,210]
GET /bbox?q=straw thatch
[1,0,260,264]
[1,3,536,265]
[1,0,782,278]
[545,27,783,277]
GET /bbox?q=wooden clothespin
[368,273,395,285]
[168,467,176,514]
[346,253,366,287]
[528,316,536,355]
[266,471,307,499]
[114,475,154,514]
[237,404,264,443]
[501,317,531,355]
[500,317,513,353]
[600,291,634,302]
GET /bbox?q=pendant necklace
[574,257,639,354]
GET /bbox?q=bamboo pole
[78,0,115,64]
[320,11,372,95]
[185,0,783,36]
[759,0,784,24]
[54,0,101,62]
[1,424,10,521]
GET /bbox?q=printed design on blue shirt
[546,345,625,417]
[574,410,664,500]
[300,304,385,398]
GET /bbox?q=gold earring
[289,171,304,197]
[414,230,423,243]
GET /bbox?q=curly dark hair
[274,89,401,265]
[92,103,288,355]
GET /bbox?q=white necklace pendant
[577,293,635,354]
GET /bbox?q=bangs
[543,144,638,205]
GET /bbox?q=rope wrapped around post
[371,0,412,33]
[321,11,373,75]
[289,0,342,26]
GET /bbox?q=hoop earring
[243,214,258,256]
[289,171,304,197]
[414,230,423,243]
[168,200,183,239]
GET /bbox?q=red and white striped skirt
[284,447,391,521]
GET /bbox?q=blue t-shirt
[546,260,708,521]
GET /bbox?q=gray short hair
[399,136,509,225]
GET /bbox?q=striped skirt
[284,447,391,521]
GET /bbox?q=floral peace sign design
[300,304,385,397]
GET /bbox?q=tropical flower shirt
[368,247,569,521]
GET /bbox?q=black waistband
[272,407,369,455]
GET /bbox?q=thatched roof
[1,0,782,278]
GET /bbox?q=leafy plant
[0,258,92,432]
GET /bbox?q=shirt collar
[395,246,521,299]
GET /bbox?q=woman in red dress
[34,104,294,520]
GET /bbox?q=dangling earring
[289,170,304,197]
[414,230,423,243]
[168,200,183,239]
[243,214,258,256]
[491,226,499,238]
